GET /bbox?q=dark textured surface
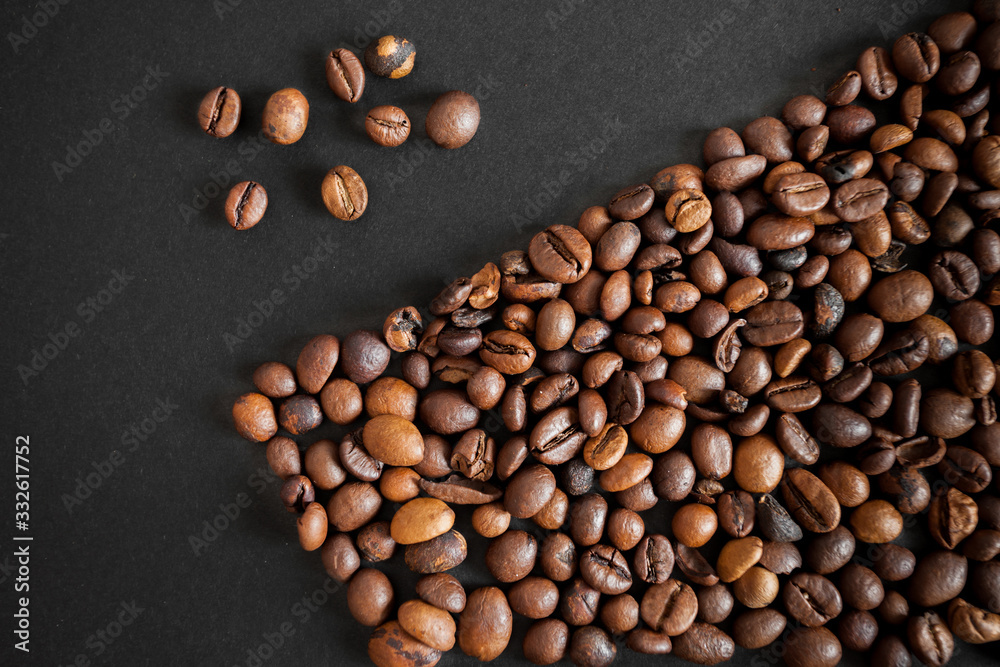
[0,0,989,665]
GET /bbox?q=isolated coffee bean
[225,181,267,230]
[198,86,241,137]
[325,48,365,103]
[321,165,368,221]
[426,90,480,149]
[262,88,309,144]
[366,105,410,147]
[364,35,416,78]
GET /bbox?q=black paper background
[1,0,993,665]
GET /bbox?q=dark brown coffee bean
[528,225,592,284]
[224,181,267,230]
[671,623,735,666]
[609,184,654,221]
[803,525,855,575]
[254,362,297,399]
[198,86,241,137]
[640,579,698,636]
[893,32,941,82]
[579,544,632,595]
[764,376,821,413]
[907,611,954,667]
[858,46,899,100]
[675,543,720,587]
[784,572,842,627]
[813,403,871,447]
[633,534,674,584]
[831,178,889,222]
[756,493,803,543]
[743,301,804,346]
[325,48,364,103]
[405,529,468,574]
[523,618,569,665]
[780,468,840,534]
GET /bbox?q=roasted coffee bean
[405,529,468,574]
[528,225,592,284]
[560,578,601,626]
[199,86,241,137]
[784,572,842,627]
[580,544,632,595]
[508,576,560,620]
[424,88,479,148]
[759,540,802,575]
[634,534,675,584]
[225,181,267,230]
[733,435,784,493]
[364,34,416,78]
[325,48,365,103]
[675,542,720,587]
[262,88,308,144]
[269,397,319,437]
[743,301,804,346]
[348,568,394,627]
[363,104,411,149]
[929,486,978,549]
[458,587,512,661]
[671,623,735,666]
[640,579,698,636]
[868,329,929,376]
[908,611,954,667]
[756,493,803,543]
[733,608,787,649]
[804,525,855,574]
[780,468,840,533]
[523,619,569,665]
[609,184,654,221]
[870,545,916,585]
[232,393,277,442]
[321,165,368,220]
[322,532,360,584]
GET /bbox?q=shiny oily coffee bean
[756,493,803,543]
[523,619,569,665]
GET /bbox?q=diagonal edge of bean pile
[231,5,1000,667]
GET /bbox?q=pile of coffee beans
[232,5,1000,666]
[198,34,480,230]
